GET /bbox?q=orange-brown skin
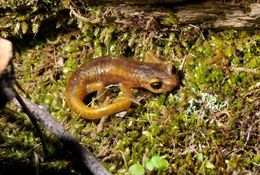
[65,51,179,120]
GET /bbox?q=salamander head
[140,63,179,93]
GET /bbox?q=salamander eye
[148,77,164,92]
[150,81,162,90]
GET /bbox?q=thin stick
[13,95,112,175]
[14,88,48,159]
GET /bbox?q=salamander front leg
[120,83,141,105]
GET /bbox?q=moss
[0,0,69,38]
[1,6,259,174]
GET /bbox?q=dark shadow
[8,9,75,53]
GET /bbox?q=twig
[70,6,100,24]
[230,66,260,74]
[179,53,195,71]
[15,80,30,98]
[119,150,128,169]
[188,24,205,40]
[34,152,40,175]
[14,88,48,159]
[243,120,259,148]
[13,96,112,175]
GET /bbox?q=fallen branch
[1,38,48,159]
[84,0,188,5]
[14,89,48,158]
[13,96,112,175]
[73,1,260,29]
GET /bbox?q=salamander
[65,51,179,120]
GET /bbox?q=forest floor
[0,1,259,175]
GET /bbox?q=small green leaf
[145,159,154,171]
[194,153,203,162]
[129,163,145,175]
[151,155,169,170]
[21,22,28,34]
[32,23,39,34]
[64,46,79,53]
[14,23,20,34]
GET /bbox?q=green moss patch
[0,10,259,174]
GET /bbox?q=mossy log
[1,1,259,39]
[74,1,260,29]
[174,1,260,29]
[84,0,188,4]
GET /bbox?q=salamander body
[65,51,179,120]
